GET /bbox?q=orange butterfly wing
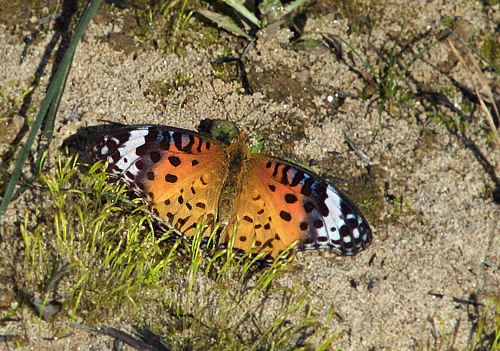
[223,153,372,259]
[89,125,228,237]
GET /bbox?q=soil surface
[1,0,500,350]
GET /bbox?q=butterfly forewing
[225,154,372,258]
[89,125,229,237]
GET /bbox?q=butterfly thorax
[218,136,251,225]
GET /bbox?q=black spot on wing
[196,137,204,153]
[279,211,292,222]
[173,133,195,153]
[301,178,313,196]
[150,151,161,163]
[285,193,298,204]
[317,201,329,216]
[168,156,181,167]
[136,160,145,170]
[135,143,148,156]
[280,165,291,185]
[243,215,253,223]
[165,174,178,183]
[303,201,315,213]
[313,219,323,228]
[159,131,172,150]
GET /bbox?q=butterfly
[88,122,372,261]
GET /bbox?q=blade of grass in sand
[0,0,103,216]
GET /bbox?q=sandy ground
[1,0,500,350]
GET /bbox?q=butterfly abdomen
[217,139,252,224]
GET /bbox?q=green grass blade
[198,10,252,39]
[0,0,103,216]
[36,70,67,169]
[221,0,261,28]
[395,38,440,87]
[281,0,308,17]
[324,33,377,80]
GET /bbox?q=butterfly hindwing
[88,125,229,236]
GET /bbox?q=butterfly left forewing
[225,154,372,259]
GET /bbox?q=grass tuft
[323,32,440,113]
[469,298,500,351]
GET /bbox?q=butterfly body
[89,124,372,260]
